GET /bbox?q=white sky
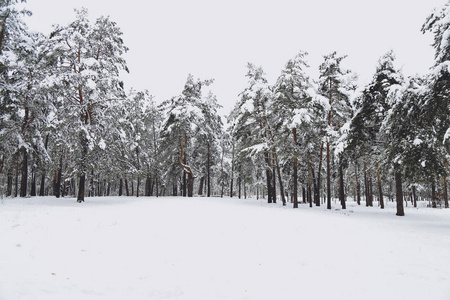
[24,0,445,116]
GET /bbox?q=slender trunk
[6,168,13,197]
[308,164,313,207]
[376,162,384,209]
[264,150,273,203]
[395,169,405,216]
[119,178,123,196]
[230,144,234,197]
[444,177,449,209]
[326,141,331,209]
[412,185,417,208]
[339,163,345,209]
[207,142,211,197]
[315,143,323,206]
[238,172,242,199]
[273,150,286,206]
[355,163,361,205]
[364,162,369,206]
[125,178,129,196]
[77,174,85,203]
[198,176,204,195]
[137,177,140,197]
[14,162,19,197]
[369,172,374,207]
[20,150,28,197]
[272,164,277,203]
[187,173,194,197]
[293,128,299,208]
[30,166,36,197]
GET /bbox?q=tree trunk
[187,172,194,197]
[326,141,331,209]
[443,177,449,209]
[264,150,273,203]
[364,162,369,206]
[369,172,374,207]
[395,170,404,216]
[125,178,129,196]
[14,162,19,197]
[273,150,286,206]
[293,128,299,208]
[30,166,36,196]
[77,174,85,203]
[272,164,277,203]
[376,162,384,209]
[20,150,28,197]
[119,178,123,196]
[355,163,361,205]
[198,176,205,195]
[207,142,211,197]
[315,143,323,206]
[412,185,417,208]
[339,163,345,209]
[6,168,13,197]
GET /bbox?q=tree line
[2,1,450,216]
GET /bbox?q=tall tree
[48,8,128,202]
[318,52,354,209]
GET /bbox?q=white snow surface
[1,196,449,300]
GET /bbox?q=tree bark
[20,150,28,197]
[125,178,129,196]
[326,141,331,209]
[412,185,417,208]
[293,128,299,208]
[339,163,345,209]
[395,169,405,216]
[77,174,85,203]
[444,177,449,209]
[207,142,211,197]
[355,163,361,205]
[119,178,123,196]
[198,176,205,195]
[376,162,384,209]
[7,168,13,197]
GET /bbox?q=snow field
[0,196,449,300]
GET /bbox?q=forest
[2,0,450,217]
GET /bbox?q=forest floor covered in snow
[0,195,449,300]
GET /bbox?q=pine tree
[318,52,354,209]
[47,8,128,202]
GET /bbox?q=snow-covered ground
[0,195,449,300]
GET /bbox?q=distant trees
[3,1,450,215]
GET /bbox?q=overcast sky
[24,0,444,116]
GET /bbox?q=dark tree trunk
[339,163,345,209]
[39,134,49,197]
[6,168,13,197]
[395,169,404,216]
[364,162,369,206]
[54,155,62,198]
[272,164,277,203]
[187,173,194,197]
[326,141,331,209]
[137,177,140,197]
[238,174,241,199]
[274,151,286,206]
[207,142,211,197]
[77,132,88,203]
[412,185,417,208]
[20,150,28,197]
[30,166,36,196]
[230,145,235,197]
[77,174,85,203]
[14,162,19,197]
[125,178,129,196]
[293,128,298,208]
[368,172,374,207]
[198,176,204,195]
[145,175,151,196]
[444,177,449,209]
[376,162,384,209]
[355,163,361,205]
[315,144,323,206]
[119,178,123,196]
[266,168,272,203]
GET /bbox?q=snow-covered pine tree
[347,51,403,208]
[318,51,355,209]
[159,74,213,197]
[47,8,128,202]
[422,1,450,208]
[272,51,318,208]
